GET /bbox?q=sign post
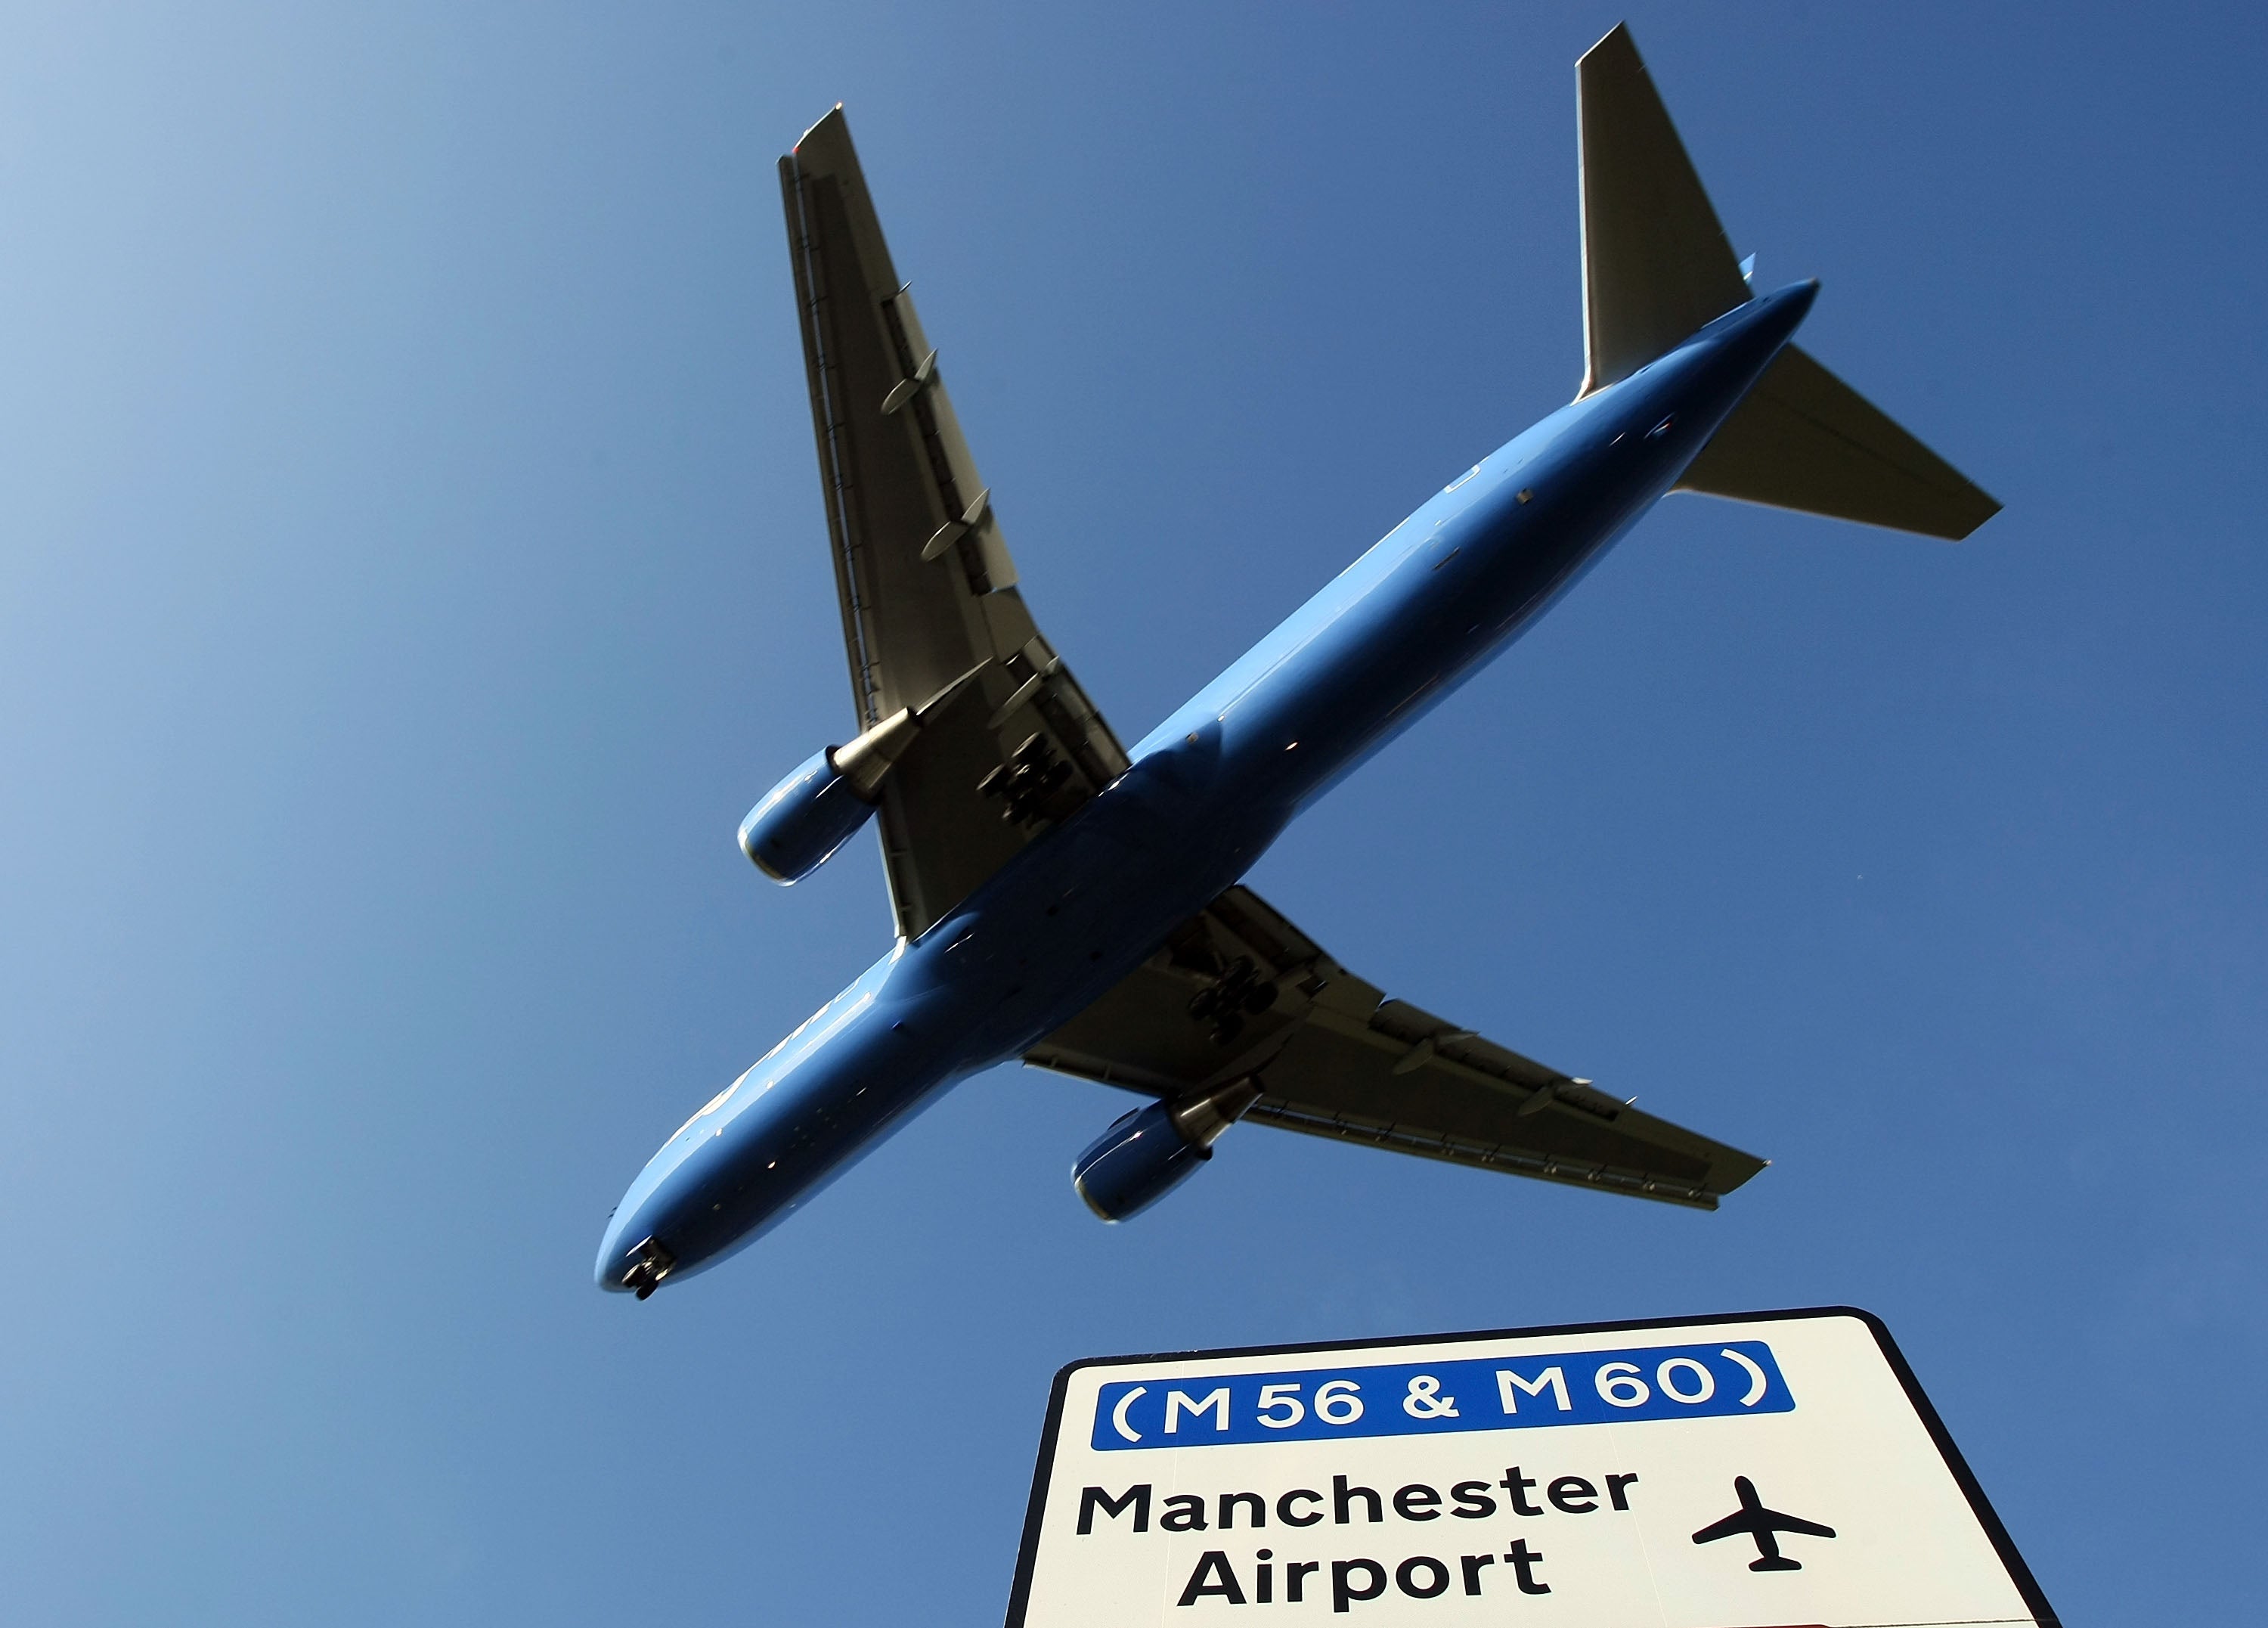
[1006,1307,2056,1627]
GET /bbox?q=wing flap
[1026,886,1768,1209]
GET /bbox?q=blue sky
[1,2,2260,1622]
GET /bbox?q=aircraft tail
[1578,24,2000,540]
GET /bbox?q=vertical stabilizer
[1578,23,1752,395]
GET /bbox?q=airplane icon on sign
[1691,1476,1838,1571]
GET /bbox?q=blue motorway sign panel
[1089,1340,1792,1452]
[1007,1308,2057,1628]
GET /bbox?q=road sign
[1006,1307,2056,1627]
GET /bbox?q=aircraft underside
[597,26,1996,1297]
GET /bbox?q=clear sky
[1,2,2260,1622]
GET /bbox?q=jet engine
[1071,1081,1262,1221]
[739,708,923,882]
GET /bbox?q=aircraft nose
[595,1185,683,1298]
[594,1224,677,1298]
[593,1217,637,1294]
[595,1116,713,1297]
[593,1234,634,1293]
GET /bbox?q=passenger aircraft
[597,25,1996,1298]
[1691,1475,1839,1571]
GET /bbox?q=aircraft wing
[1688,1510,1761,1546]
[779,110,1129,939]
[1753,1508,1837,1540]
[1025,888,1767,1209]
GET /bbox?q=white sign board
[1006,1308,2054,1628]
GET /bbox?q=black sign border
[1003,1304,2058,1628]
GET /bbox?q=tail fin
[1578,23,1750,396]
[1578,23,2000,541]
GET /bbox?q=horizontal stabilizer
[1678,343,2001,540]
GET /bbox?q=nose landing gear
[618,1237,677,1300]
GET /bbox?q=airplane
[1691,1475,1839,1572]
[596,23,1997,1298]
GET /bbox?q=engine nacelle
[738,750,874,882]
[738,706,925,883]
[1071,1081,1261,1222]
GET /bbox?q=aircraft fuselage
[596,282,1816,1291]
